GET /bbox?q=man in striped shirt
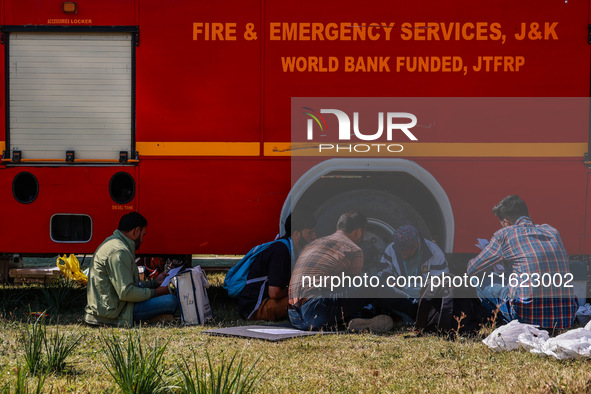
[288,211,393,331]
[467,195,576,329]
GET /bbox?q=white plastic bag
[531,321,591,360]
[517,331,549,351]
[484,319,591,360]
[174,266,212,325]
[575,303,591,326]
[483,320,549,351]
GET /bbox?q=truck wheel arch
[280,158,455,253]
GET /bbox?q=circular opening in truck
[13,172,39,204]
[110,172,135,204]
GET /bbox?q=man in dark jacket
[238,212,317,321]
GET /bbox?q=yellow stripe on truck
[131,141,588,158]
[136,142,260,156]
[263,142,588,157]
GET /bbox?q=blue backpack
[223,239,291,302]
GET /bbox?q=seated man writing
[289,211,393,332]
[467,195,576,329]
[84,212,177,326]
[238,212,317,321]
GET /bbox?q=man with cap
[374,224,448,322]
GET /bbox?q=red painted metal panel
[136,0,261,143]
[0,0,590,257]
[417,158,588,254]
[0,166,137,254]
[0,31,4,148]
[264,0,590,142]
[3,0,137,26]
[136,158,289,255]
[287,157,588,254]
[1,157,584,255]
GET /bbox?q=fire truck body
[1,0,590,258]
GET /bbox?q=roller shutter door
[8,32,132,161]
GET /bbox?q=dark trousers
[288,296,367,331]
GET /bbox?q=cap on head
[392,225,419,253]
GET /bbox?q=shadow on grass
[0,275,461,339]
[0,281,87,324]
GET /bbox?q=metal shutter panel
[9,32,132,161]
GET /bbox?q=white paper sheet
[161,266,183,287]
[247,328,304,335]
[476,238,489,250]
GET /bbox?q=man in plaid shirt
[289,211,393,331]
[467,195,577,329]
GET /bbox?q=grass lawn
[0,274,589,393]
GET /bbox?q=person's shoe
[347,315,394,333]
[146,314,174,324]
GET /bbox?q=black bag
[415,276,484,335]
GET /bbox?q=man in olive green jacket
[84,212,177,326]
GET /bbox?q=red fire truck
[1,0,590,264]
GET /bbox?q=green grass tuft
[102,330,173,394]
[20,315,83,375]
[0,364,46,394]
[21,317,45,375]
[1,275,591,392]
[42,323,83,373]
[178,350,265,394]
